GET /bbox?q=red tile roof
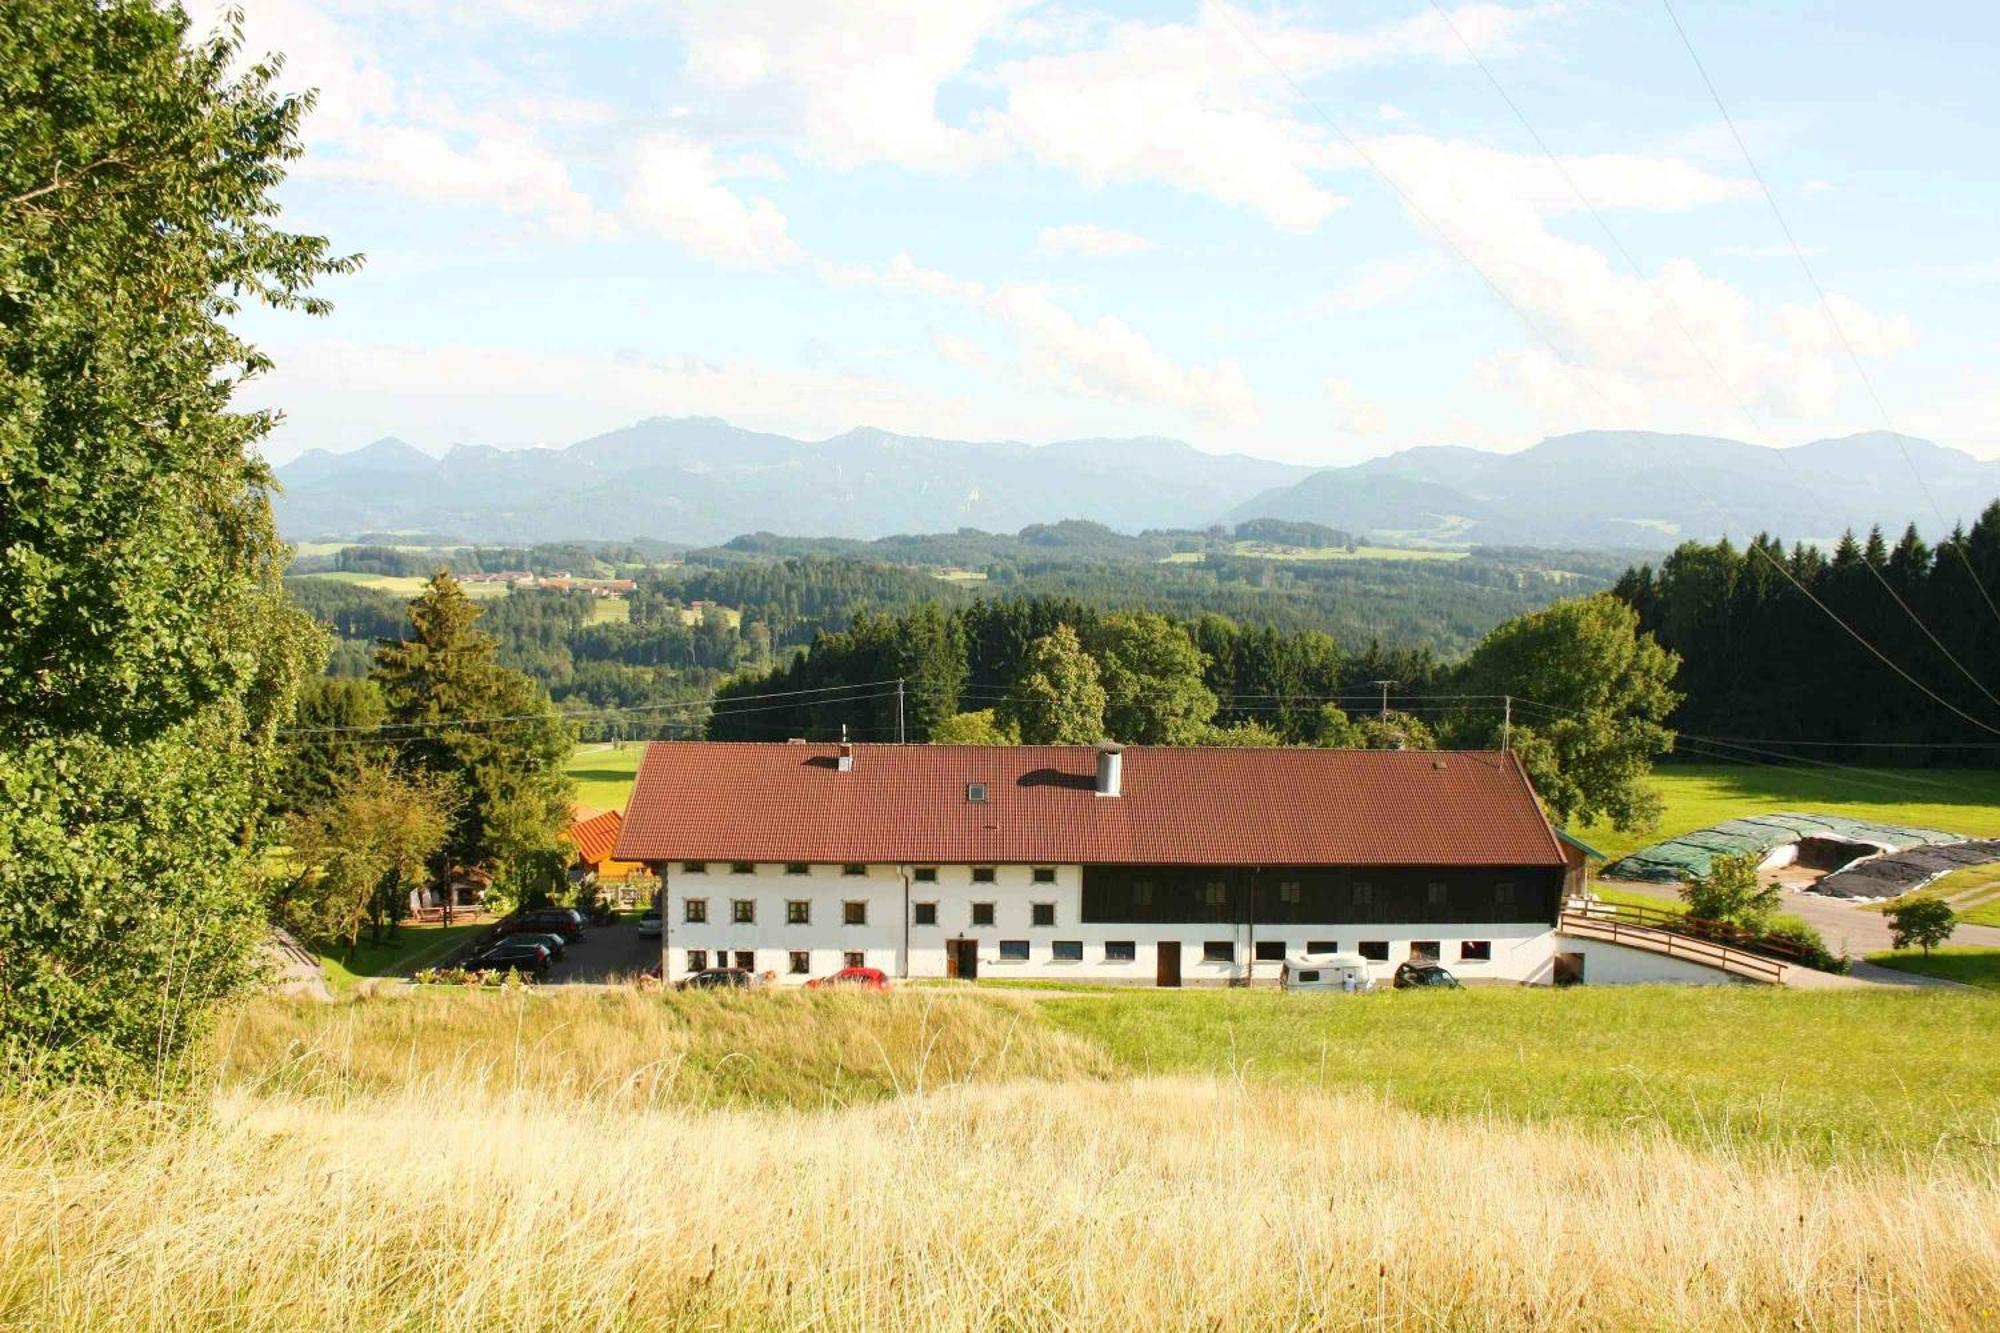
[564,809,625,866]
[614,743,1566,868]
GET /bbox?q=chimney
[1094,740,1124,798]
[837,741,855,773]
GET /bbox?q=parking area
[542,916,659,985]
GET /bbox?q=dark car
[465,941,551,975]
[674,967,758,991]
[504,931,568,960]
[1393,962,1461,989]
[498,908,585,941]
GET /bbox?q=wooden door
[1156,940,1181,988]
[947,938,978,981]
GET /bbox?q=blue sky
[217,0,2000,466]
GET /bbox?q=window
[1277,880,1302,904]
[788,950,811,975]
[971,902,996,927]
[730,861,754,875]
[843,900,867,926]
[1032,866,1057,884]
[1202,881,1227,907]
[843,950,865,968]
[1131,881,1155,906]
[1352,881,1374,907]
[1410,940,1441,962]
[1051,940,1083,962]
[681,861,707,875]
[1459,940,1492,962]
[914,867,938,883]
[785,862,809,876]
[1203,941,1235,963]
[731,899,756,925]
[785,900,810,925]
[972,866,997,884]
[1494,881,1517,906]
[733,950,755,971]
[1307,940,1338,955]
[684,898,708,924]
[1031,902,1056,927]
[1104,941,1136,962]
[913,902,938,927]
[843,863,866,877]
[966,782,988,803]
[1296,969,1321,983]
[998,940,1029,961]
[1426,881,1448,907]
[1359,940,1389,961]
[1254,940,1287,962]
[686,949,707,971]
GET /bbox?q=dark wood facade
[1080,864,1565,926]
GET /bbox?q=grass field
[4,987,1995,1329]
[1158,543,1467,564]
[313,921,491,994]
[585,593,630,624]
[566,742,646,810]
[1574,763,2000,864]
[290,569,510,600]
[1868,947,2000,991]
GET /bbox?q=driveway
[544,918,660,985]
[1597,878,2000,958]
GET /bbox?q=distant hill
[272,419,1999,549]
[271,417,1309,546]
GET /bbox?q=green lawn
[316,921,489,993]
[1867,947,2000,991]
[1574,764,2000,865]
[566,743,646,810]
[1036,985,1999,1161]
[584,595,630,625]
[292,570,509,600]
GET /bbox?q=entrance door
[947,938,978,981]
[1156,940,1182,988]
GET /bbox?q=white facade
[658,860,1568,986]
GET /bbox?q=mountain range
[271,418,2000,550]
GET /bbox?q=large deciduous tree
[1091,612,1218,745]
[372,573,574,898]
[0,1,351,1087]
[280,761,454,956]
[997,625,1107,744]
[1453,594,1682,830]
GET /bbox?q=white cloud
[1037,223,1159,257]
[623,135,800,268]
[1325,379,1385,435]
[306,125,610,238]
[1802,179,1834,195]
[930,328,991,369]
[1330,252,1447,310]
[1719,242,1826,259]
[986,284,1259,424]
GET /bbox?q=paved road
[544,918,660,985]
[1598,878,2000,958]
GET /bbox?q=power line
[1426,0,2000,719]
[1659,0,2000,632]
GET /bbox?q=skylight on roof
[966,782,987,803]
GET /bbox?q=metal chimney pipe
[1095,741,1124,798]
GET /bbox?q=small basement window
[788,950,810,975]
[914,867,939,883]
[843,951,865,968]
[1307,940,1337,955]
[966,782,988,803]
[681,861,707,875]
[686,949,707,971]
[683,898,708,924]
[1104,941,1136,962]
[1358,940,1389,961]
[730,861,754,875]
[998,939,1029,961]
[1254,940,1286,962]
[732,899,756,925]
[1031,903,1056,927]
[913,902,937,927]
[1459,940,1492,962]
[843,863,867,877]
[843,900,867,926]
[733,950,755,971]
[1203,941,1235,963]
[785,900,810,925]
[785,862,809,876]
[1410,940,1441,963]
[971,902,996,927]
[972,866,997,884]
[1032,866,1057,884]
[1051,940,1083,962]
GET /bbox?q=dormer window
[966,782,988,803]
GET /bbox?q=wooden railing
[1559,899,1791,984]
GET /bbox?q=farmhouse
[616,741,1626,986]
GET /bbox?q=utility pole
[1372,679,1398,721]
[1502,695,1512,753]
[896,677,906,744]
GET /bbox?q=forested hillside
[1613,503,2000,763]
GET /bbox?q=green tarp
[1603,811,1965,884]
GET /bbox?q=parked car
[636,913,662,939]
[498,908,585,941]
[1392,962,1461,989]
[464,941,551,975]
[505,931,568,960]
[1279,952,1372,993]
[674,967,759,991]
[805,966,889,991]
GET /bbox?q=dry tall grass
[4,990,1997,1329]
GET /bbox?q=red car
[805,966,889,991]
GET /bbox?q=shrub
[1766,915,1847,973]
[1887,896,1958,955]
